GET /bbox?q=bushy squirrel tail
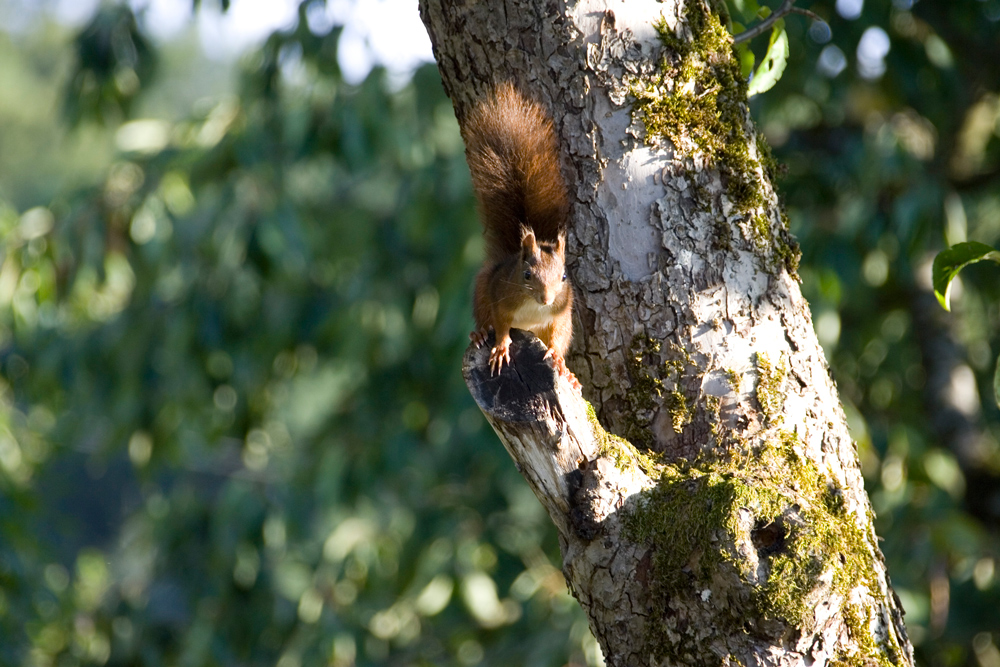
[461,83,569,262]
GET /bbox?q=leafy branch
[726,0,825,96]
[732,0,822,45]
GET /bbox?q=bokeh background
[0,0,998,665]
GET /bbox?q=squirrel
[461,83,577,386]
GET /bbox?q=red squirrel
[461,83,576,386]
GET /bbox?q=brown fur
[461,83,570,265]
[462,84,576,383]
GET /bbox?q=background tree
[0,1,997,666]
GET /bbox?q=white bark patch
[724,249,770,313]
[598,147,668,281]
[748,315,788,362]
[571,0,675,48]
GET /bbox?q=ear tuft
[520,226,538,254]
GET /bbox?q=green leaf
[932,241,1000,311]
[735,40,756,79]
[728,0,761,23]
[747,21,788,97]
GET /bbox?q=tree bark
[422,1,914,665]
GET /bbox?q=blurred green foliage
[0,1,998,666]
[0,4,596,666]
[64,6,156,126]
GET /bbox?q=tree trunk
[420,1,914,665]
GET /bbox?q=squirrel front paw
[488,339,512,375]
[544,348,582,391]
[470,329,489,349]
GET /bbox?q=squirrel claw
[488,342,511,375]
[567,372,582,391]
[470,329,489,349]
[546,349,582,392]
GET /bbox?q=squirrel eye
[562,272,567,281]
[523,269,531,281]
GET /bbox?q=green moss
[725,368,741,393]
[621,432,898,664]
[622,337,706,448]
[632,2,802,276]
[754,129,782,183]
[775,208,802,278]
[665,389,692,433]
[624,336,666,448]
[636,6,754,215]
[625,338,700,445]
[755,352,787,424]
[751,214,770,247]
[666,342,694,374]
[833,603,900,667]
[586,401,661,477]
[713,215,734,251]
[705,394,723,443]
[670,343,694,371]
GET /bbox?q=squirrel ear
[520,226,537,254]
[555,231,566,253]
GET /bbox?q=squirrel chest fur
[461,83,575,381]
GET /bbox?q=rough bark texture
[424,1,915,665]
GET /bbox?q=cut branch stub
[463,329,651,539]
[463,329,566,424]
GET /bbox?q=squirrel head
[519,226,567,306]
